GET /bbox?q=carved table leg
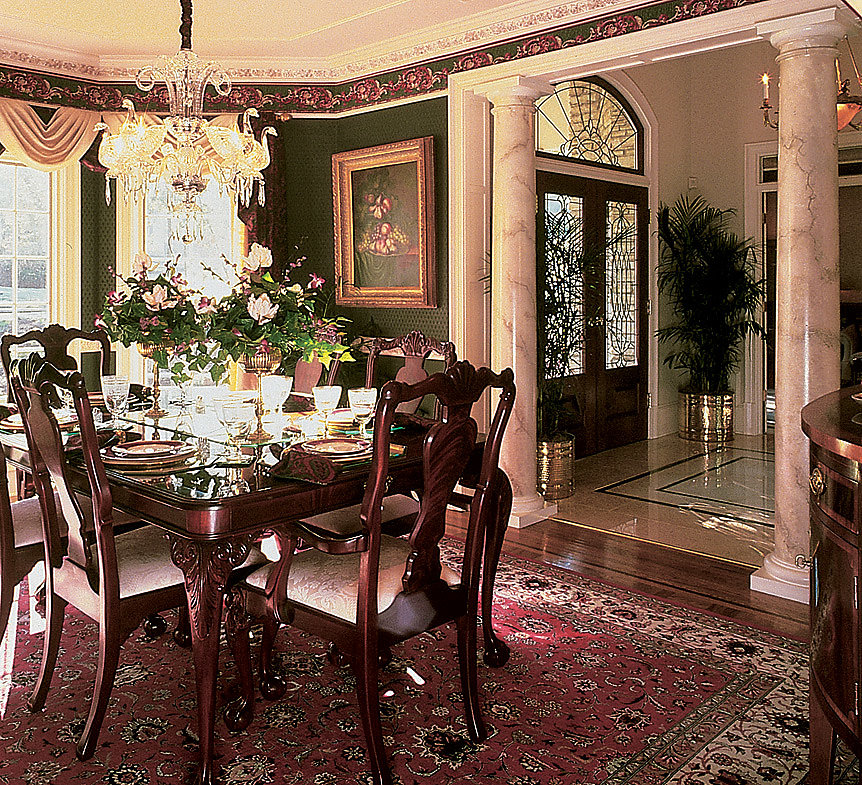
[223,587,254,732]
[482,469,512,667]
[170,536,251,785]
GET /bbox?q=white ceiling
[0,0,636,80]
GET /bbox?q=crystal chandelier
[95,0,276,242]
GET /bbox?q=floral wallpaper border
[0,0,762,114]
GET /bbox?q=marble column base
[508,492,556,529]
[749,551,810,605]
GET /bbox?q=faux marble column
[752,11,849,603]
[485,76,552,527]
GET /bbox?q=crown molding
[0,0,657,83]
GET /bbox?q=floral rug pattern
[0,547,824,784]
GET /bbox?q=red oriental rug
[0,547,829,784]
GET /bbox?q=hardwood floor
[447,513,809,641]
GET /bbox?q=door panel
[537,171,648,456]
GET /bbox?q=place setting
[101,439,200,475]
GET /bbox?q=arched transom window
[536,79,642,173]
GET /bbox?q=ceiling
[0,0,636,80]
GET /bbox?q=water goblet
[348,387,377,440]
[262,375,293,415]
[215,398,255,463]
[101,375,130,431]
[312,385,342,437]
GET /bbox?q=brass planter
[537,435,575,500]
[678,391,734,442]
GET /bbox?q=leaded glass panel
[605,201,637,369]
[543,192,585,380]
[536,80,639,170]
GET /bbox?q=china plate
[852,392,862,402]
[0,412,76,432]
[102,440,196,464]
[106,456,200,475]
[327,408,356,425]
[302,437,372,457]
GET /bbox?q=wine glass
[312,385,342,437]
[261,375,293,415]
[215,397,255,463]
[348,387,377,440]
[102,375,130,431]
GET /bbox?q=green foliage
[200,243,351,381]
[98,244,351,386]
[656,195,765,394]
[96,252,208,385]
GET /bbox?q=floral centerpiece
[96,251,210,385]
[205,243,350,381]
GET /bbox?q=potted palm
[656,195,765,441]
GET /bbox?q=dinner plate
[106,455,200,475]
[327,408,356,425]
[102,440,196,465]
[302,437,372,457]
[0,412,76,432]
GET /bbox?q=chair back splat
[1,324,111,398]
[11,362,189,762]
[364,330,456,416]
[229,360,515,785]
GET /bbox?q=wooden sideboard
[801,386,862,783]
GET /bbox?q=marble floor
[554,433,775,568]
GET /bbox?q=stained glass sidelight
[543,192,585,380]
[536,80,639,170]
[605,201,637,369]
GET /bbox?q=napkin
[270,444,406,485]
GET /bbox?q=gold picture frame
[332,137,436,308]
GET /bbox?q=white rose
[247,293,278,324]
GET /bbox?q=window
[114,180,245,383]
[0,161,51,340]
[0,157,79,394]
[142,182,241,301]
[536,79,643,173]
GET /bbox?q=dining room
[0,0,855,782]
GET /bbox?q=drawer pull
[810,466,826,498]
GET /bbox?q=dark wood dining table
[1,412,513,785]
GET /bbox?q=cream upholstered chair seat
[246,536,459,623]
[112,527,266,599]
[10,495,49,548]
[300,494,419,537]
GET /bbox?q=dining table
[0,397,513,785]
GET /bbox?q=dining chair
[1,324,112,399]
[226,360,515,785]
[364,330,456,415]
[293,352,342,395]
[10,364,259,761]
[0,445,59,643]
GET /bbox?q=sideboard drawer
[810,458,859,535]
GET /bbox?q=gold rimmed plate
[0,412,76,432]
[302,437,372,458]
[102,440,196,466]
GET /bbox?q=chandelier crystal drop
[95,0,276,242]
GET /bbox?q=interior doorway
[537,169,649,456]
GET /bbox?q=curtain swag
[0,97,240,173]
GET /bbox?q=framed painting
[332,137,436,308]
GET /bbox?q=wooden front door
[537,171,648,456]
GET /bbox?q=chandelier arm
[180,0,193,51]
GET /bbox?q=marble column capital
[757,7,858,55]
[479,75,552,111]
